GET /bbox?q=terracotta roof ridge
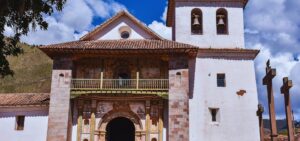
[0,93,50,106]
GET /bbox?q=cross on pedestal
[280,77,295,141]
[262,60,278,141]
[257,104,265,141]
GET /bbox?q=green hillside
[0,43,52,93]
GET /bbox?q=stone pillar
[90,100,97,141]
[168,56,189,141]
[47,59,73,141]
[77,100,84,141]
[145,100,151,141]
[158,101,164,141]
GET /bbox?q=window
[191,8,203,34]
[217,73,226,87]
[216,8,228,34]
[209,108,220,122]
[121,31,130,39]
[15,115,25,130]
[119,26,131,39]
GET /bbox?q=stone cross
[257,104,265,141]
[262,60,278,141]
[280,77,295,141]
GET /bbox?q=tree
[0,0,66,77]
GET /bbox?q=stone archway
[106,117,135,141]
[98,105,145,141]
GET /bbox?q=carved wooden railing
[71,79,169,90]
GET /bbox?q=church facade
[0,0,260,141]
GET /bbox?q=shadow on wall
[188,57,196,99]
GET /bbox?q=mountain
[0,43,52,93]
[263,119,288,132]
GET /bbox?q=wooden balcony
[70,79,169,96]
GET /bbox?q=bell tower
[166,0,248,48]
[166,1,260,141]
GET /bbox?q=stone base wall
[168,69,189,141]
[47,70,72,141]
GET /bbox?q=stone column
[90,100,97,141]
[168,56,189,141]
[145,100,151,141]
[47,58,73,141]
[158,101,164,141]
[77,100,84,141]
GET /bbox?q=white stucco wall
[92,16,154,40]
[175,6,245,48]
[0,107,48,141]
[189,58,260,141]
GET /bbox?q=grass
[0,43,52,93]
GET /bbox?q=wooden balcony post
[100,72,103,89]
[136,71,139,89]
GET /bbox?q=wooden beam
[280,77,295,141]
[262,60,278,141]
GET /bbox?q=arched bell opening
[191,8,203,34]
[216,8,228,34]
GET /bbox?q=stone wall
[47,59,73,141]
[73,98,164,141]
[168,56,189,141]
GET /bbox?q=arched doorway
[106,117,135,141]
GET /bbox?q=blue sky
[106,0,166,24]
[4,0,300,120]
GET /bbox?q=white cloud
[74,31,89,40]
[4,26,14,37]
[21,17,75,45]
[161,6,168,22]
[245,0,300,119]
[148,21,171,40]
[59,0,93,32]
[84,0,127,18]
[14,0,127,45]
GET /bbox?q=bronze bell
[217,14,225,26]
[193,14,200,26]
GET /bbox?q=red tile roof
[0,93,50,107]
[40,39,199,50]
